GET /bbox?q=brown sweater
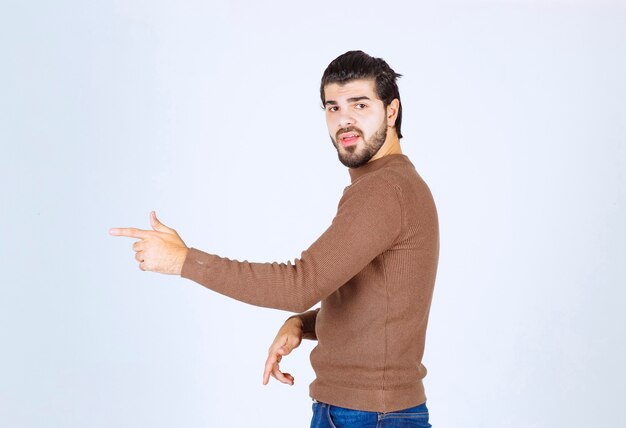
[181,153,439,413]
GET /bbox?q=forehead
[323,79,379,102]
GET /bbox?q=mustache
[335,126,362,141]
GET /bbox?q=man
[110,50,439,428]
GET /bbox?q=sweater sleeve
[180,175,402,313]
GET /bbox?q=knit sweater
[181,153,439,413]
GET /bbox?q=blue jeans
[310,400,432,428]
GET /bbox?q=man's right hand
[262,316,304,386]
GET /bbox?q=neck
[369,131,402,163]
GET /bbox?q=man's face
[324,79,389,168]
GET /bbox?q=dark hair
[320,50,403,139]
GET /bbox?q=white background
[1,0,625,427]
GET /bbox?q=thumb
[150,211,173,233]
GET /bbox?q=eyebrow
[324,96,372,106]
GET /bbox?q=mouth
[338,132,360,147]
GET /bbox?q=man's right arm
[262,307,319,385]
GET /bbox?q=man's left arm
[110,177,402,313]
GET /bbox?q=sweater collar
[348,153,409,183]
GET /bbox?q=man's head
[321,51,403,168]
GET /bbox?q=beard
[330,118,388,168]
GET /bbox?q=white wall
[1,1,625,427]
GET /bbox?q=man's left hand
[110,211,189,275]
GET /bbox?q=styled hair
[320,50,403,139]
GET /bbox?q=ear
[386,98,400,128]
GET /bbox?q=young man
[110,51,439,428]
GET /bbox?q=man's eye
[328,106,338,112]
[355,103,367,109]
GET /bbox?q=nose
[337,110,355,129]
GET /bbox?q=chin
[338,152,372,168]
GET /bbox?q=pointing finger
[263,353,278,385]
[109,227,151,239]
